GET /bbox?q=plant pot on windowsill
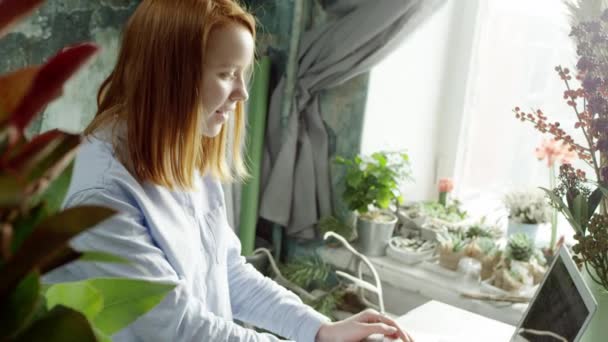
[438,244,465,271]
[506,219,548,243]
[355,210,398,256]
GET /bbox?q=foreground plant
[0,1,173,340]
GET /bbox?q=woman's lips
[214,110,228,122]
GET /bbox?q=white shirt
[44,134,329,341]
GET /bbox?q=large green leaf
[572,193,588,231]
[588,187,603,221]
[14,305,97,342]
[0,205,116,299]
[540,187,582,233]
[88,278,175,335]
[45,281,103,321]
[0,271,40,339]
[39,160,73,213]
[93,327,112,342]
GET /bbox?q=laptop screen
[516,256,590,342]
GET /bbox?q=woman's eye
[219,72,236,80]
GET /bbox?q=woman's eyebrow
[216,63,244,69]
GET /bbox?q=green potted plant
[335,151,412,256]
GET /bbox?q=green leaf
[37,161,73,214]
[14,305,97,342]
[45,282,103,321]
[93,327,112,342]
[596,182,608,198]
[588,187,602,221]
[0,205,116,299]
[12,202,48,253]
[88,278,175,335]
[572,193,588,230]
[0,271,40,339]
[540,187,582,233]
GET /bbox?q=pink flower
[438,178,454,193]
[535,138,577,167]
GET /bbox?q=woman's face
[200,23,254,137]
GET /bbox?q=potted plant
[398,179,469,240]
[335,151,412,256]
[503,188,552,243]
[488,233,546,293]
[436,231,467,271]
[473,237,502,281]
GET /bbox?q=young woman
[46,0,412,341]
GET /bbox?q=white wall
[361,0,467,202]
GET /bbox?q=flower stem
[549,165,558,251]
[439,192,447,207]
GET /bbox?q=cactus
[507,233,535,262]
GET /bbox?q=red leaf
[3,129,63,170]
[9,42,99,134]
[0,0,45,37]
[0,66,39,124]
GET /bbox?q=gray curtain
[260,0,447,238]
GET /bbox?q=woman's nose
[231,79,249,102]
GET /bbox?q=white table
[391,300,516,342]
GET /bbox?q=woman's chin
[201,124,223,137]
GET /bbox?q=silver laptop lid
[511,246,598,342]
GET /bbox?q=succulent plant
[465,218,502,240]
[477,237,498,256]
[437,231,467,253]
[507,233,535,262]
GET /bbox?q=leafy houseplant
[335,151,412,255]
[0,1,173,340]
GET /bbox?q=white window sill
[318,246,526,325]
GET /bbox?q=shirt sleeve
[48,187,284,342]
[225,231,331,342]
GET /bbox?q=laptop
[510,246,597,342]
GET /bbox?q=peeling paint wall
[0,0,139,135]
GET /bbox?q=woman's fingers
[364,322,398,336]
[356,310,414,342]
[376,315,413,342]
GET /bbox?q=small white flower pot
[506,220,548,244]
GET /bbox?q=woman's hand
[315,309,414,342]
